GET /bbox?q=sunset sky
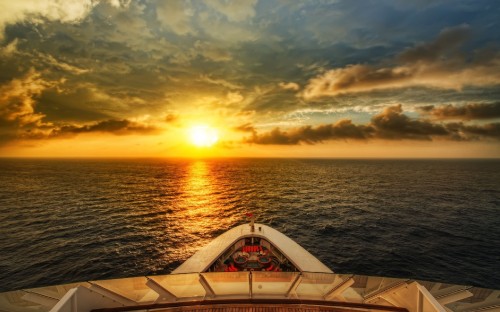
[0,0,499,158]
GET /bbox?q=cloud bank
[245,105,500,145]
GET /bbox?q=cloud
[0,0,94,40]
[455,122,500,140]
[419,102,500,120]
[154,1,259,41]
[198,75,243,90]
[0,69,57,145]
[241,84,307,113]
[234,123,255,132]
[244,105,500,145]
[2,118,159,145]
[245,119,373,145]
[91,1,155,51]
[302,25,500,99]
[398,24,471,63]
[194,40,232,62]
[0,38,18,56]
[204,0,258,22]
[279,82,300,91]
[371,104,449,140]
[1,1,499,154]
[38,52,89,75]
[51,119,158,137]
[302,64,414,98]
[226,91,244,104]
[164,113,178,123]
[0,69,160,145]
[201,19,257,42]
[0,69,53,126]
[106,0,131,9]
[156,0,195,36]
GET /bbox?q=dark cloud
[419,102,500,120]
[245,105,499,145]
[245,119,373,145]
[398,24,471,63]
[53,119,158,136]
[37,89,113,123]
[1,119,160,146]
[459,123,500,140]
[419,105,434,112]
[234,123,255,133]
[371,105,449,140]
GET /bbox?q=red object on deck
[228,263,238,272]
[243,245,262,253]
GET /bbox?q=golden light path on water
[162,160,241,266]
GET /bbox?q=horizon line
[1,156,499,160]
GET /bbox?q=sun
[189,125,219,147]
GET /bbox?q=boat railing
[0,272,498,312]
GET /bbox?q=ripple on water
[0,158,499,291]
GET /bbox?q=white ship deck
[173,223,332,274]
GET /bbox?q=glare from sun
[189,125,219,147]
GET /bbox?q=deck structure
[173,223,332,274]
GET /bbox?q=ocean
[0,158,499,292]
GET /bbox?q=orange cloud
[0,69,52,126]
[279,82,300,91]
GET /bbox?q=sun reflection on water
[164,160,240,263]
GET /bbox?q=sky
[0,0,499,158]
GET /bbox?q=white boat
[0,220,498,312]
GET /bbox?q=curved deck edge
[172,223,332,274]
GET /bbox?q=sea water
[0,158,499,291]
